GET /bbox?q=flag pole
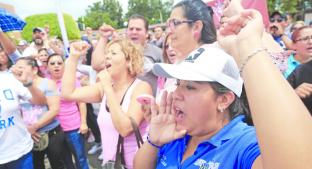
[56,0,70,57]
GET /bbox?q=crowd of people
[0,0,311,169]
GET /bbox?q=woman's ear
[33,66,39,76]
[127,60,133,75]
[193,20,203,40]
[217,92,235,112]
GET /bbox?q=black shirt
[287,59,312,115]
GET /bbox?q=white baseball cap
[18,40,28,46]
[153,46,243,97]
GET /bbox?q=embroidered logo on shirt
[184,48,205,63]
[160,155,167,167]
[194,159,220,169]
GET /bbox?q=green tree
[80,0,123,29]
[126,0,173,25]
[102,0,124,27]
[267,0,311,14]
[22,13,80,41]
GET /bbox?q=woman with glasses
[47,54,89,169]
[15,57,75,169]
[134,1,312,169]
[287,26,312,114]
[283,26,312,78]
[165,0,216,59]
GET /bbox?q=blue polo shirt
[156,115,260,169]
[283,54,300,78]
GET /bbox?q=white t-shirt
[0,71,33,164]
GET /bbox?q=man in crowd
[151,26,164,48]
[22,27,46,57]
[23,27,64,58]
[269,11,294,50]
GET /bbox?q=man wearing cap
[269,11,294,50]
[17,40,28,53]
[22,27,46,57]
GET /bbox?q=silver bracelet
[239,48,267,74]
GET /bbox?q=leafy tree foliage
[126,0,173,25]
[81,0,123,29]
[267,0,311,14]
[23,13,80,41]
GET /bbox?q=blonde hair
[106,38,144,77]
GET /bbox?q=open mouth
[130,37,138,41]
[174,107,185,122]
[54,69,60,73]
[105,63,112,69]
[168,53,176,58]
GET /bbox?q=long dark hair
[16,57,43,77]
[173,0,216,44]
[209,82,253,125]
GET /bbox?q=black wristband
[23,81,33,87]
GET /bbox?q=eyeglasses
[49,61,63,66]
[270,18,284,23]
[167,19,194,31]
[296,35,312,43]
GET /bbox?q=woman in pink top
[62,38,152,169]
[37,48,50,77]
[47,54,89,169]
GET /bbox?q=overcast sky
[1,0,187,20]
[1,0,129,20]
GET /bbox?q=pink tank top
[97,79,148,169]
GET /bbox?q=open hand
[148,91,187,147]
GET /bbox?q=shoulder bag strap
[129,117,144,148]
[114,135,125,169]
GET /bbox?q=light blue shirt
[20,78,60,133]
[283,54,300,78]
[156,115,260,169]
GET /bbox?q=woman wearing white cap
[134,1,311,169]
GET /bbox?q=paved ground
[85,142,103,169]
[45,141,103,169]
